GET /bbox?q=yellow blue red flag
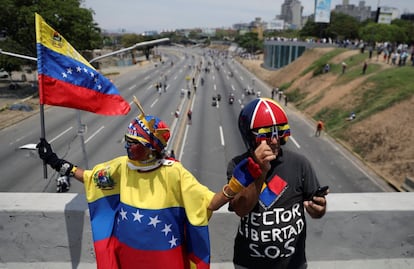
[35,13,130,115]
[83,156,213,269]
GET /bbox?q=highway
[1,46,411,268]
[0,46,391,194]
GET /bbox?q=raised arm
[37,138,84,183]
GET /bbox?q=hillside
[240,48,414,190]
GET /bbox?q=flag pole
[39,104,48,178]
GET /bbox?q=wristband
[228,176,244,193]
[69,166,78,177]
[222,184,235,199]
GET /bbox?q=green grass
[300,48,346,77]
[316,66,414,140]
[279,81,293,91]
[297,91,325,110]
[285,87,307,104]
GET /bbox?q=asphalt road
[0,46,392,194]
[1,46,406,268]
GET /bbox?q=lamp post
[1,37,170,175]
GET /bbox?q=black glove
[37,138,74,176]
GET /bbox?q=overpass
[1,192,413,268]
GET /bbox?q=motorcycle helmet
[238,98,290,150]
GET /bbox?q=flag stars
[62,72,67,78]
[161,224,172,236]
[119,208,128,220]
[148,215,161,228]
[116,208,179,249]
[132,209,143,222]
[83,67,88,73]
[76,66,82,73]
[169,235,178,248]
[66,67,73,75]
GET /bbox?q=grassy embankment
[285,49,414,156]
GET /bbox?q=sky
[82,0,414,33]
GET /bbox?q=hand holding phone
[313,185,329,197]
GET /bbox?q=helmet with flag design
[238,98,290,149]
[125,114,170,155]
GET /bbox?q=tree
[300,12,360,40]
[0,0,102,58]
[391,19,414,44]
[235,32,262,54]
[326,12,360,40]
[359,22,407,44]
[120,34,147,48]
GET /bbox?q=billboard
[377,7,394,24]
[314,0,332,23]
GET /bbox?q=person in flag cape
[36,96,271,269]
[226,98,328,269]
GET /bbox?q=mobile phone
[313,185,329,197]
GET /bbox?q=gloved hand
[56,175,71,193]
[228,157,262,193]
[37,138,75,176]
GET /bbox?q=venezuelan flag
[260,175,287,207]
[35,13,130,115]
[83,157,213,269]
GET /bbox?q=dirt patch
[0,83,40,130]
[237,48,413,190]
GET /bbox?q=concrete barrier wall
[1,193,414,269]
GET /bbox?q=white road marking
[85,126,104,144]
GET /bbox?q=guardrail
[1,192,413,268]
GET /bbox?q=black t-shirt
[227,148,320,269]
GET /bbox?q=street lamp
[1,37,170,173]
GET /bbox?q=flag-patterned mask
[126,115,170,154]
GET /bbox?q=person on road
[226,98,328,269]
[36,97,266,269]
[315,119,324,137]
[187,109,192,123]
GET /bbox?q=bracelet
[69,166,78,177]
[222,184,235,200]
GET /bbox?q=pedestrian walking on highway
[315,119,324,137]
[187,109,192,124]
[226,98,328,269]
[36,97,266,269]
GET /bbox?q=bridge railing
[1,192,413,268]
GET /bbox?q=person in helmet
[36,97,265,269]
[227,97,328,269]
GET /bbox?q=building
[334,0,372,21]
[279,0,303,29]
[263,40,334,69]
[376,6,400,24]
[401,13,414,22]
[267,19,285,31]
